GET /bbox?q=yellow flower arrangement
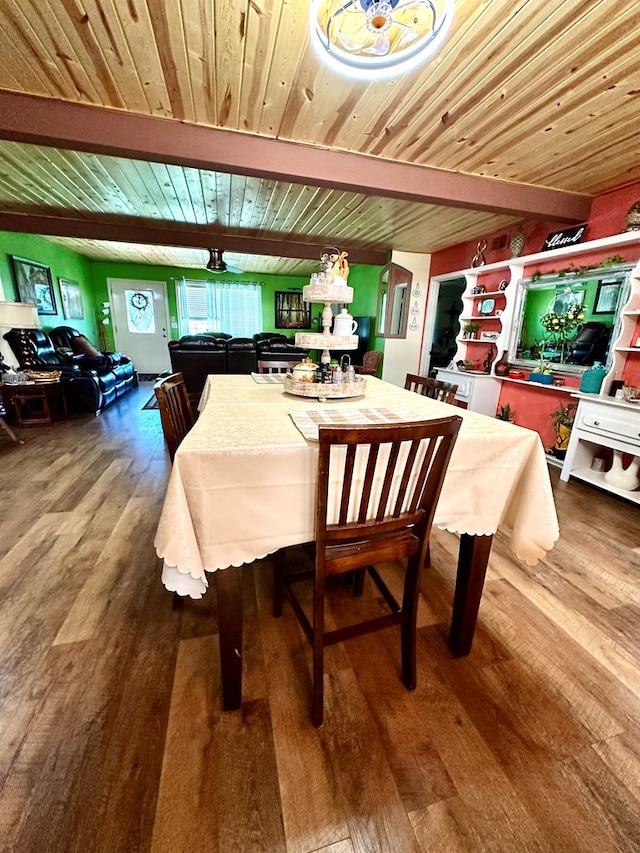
[540,306,585,336]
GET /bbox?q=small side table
[2,380,68,427]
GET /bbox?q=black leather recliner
[3,327,137,414]
[568,322,612,365]
[168,335,228,396]
[256,337,310,364]
[226,338,258,374]
[50,325,137,408]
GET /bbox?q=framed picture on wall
[275,291,311,329]
[10,255,57,315]
[593,280,622,314]
[59,278,84,319]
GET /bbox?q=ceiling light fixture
[309,0,454,80]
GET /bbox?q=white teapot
[333,308,358,336]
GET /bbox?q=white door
[107,279,171,375]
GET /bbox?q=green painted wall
[1,231,384,352]
[0,231,97,338]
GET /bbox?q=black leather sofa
[168,332,310,396]
[4,327,137,414]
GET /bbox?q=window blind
[176,279,262,337]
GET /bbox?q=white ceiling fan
[205,248,244,274]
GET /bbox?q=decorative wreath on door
[130,291,149,310]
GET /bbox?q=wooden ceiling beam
[0,212,389,265]
[0,91,592,223]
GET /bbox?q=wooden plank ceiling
[0,0,638,274]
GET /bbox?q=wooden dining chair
[405,373,458,404]
[257,360,292,373]
[273,416,462,726]
[154,372,195,462]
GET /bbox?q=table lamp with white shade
[0,301,41,370]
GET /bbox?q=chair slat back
[405,373,458,404]
[257,360,292,374]
[154,372,195,461]
[317,418,461,553]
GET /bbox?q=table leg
[214,567,244,710]
[449,533,493,656]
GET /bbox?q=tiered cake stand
[283,277,367,401]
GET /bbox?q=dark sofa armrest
[104,351,124,366]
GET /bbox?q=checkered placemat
[289,407,427,441]
[251,372,287,384]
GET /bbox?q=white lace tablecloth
[156,375,559,597]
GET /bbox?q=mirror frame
[377,263,412,339]
[507,263,633,374]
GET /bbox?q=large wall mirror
[377,263,412,338]
[508,263,633,373]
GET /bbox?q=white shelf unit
[454,268,519,370]
[560,394,640,504]
[428,231,640,407]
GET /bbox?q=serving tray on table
[284,374,366,401]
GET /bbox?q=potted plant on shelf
[463,321,481,339]
[529,356,554,384]
[549,402,577,458]
[496,403,515,423]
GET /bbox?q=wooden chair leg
[400,555,422,690]
[312,572,326,727]
[353,568,366,597]
[273,550,285,618]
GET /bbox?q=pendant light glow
[310,0,455,80]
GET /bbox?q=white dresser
[560,395,640,504]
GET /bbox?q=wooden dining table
[155,373,559,710]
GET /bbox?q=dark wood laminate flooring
[0,382,639,853]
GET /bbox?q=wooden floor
[1,381,639,853]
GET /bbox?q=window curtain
[176,279,262,337]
